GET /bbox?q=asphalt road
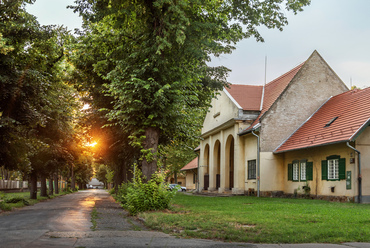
[0,190,369,248]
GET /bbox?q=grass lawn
[139,193,370,244]
[0,191,71,211]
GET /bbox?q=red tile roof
[261,63,304,114]
[274,87,370,153]
[224,85,263,111]
[240,63,304,133]
[180,157,198,171]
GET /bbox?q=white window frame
[328,159,339,180]
[300,161,306,181]
[293,162,299,181]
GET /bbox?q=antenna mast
[260,56,267,111]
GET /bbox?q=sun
[87,141,97,147]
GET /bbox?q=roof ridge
[228,84,263,87]
[265,62,305,88]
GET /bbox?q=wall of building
[282,143,356,201]
[260,152,284,192]
[201,90,240,134]
[355,126,370,202]
[261,52,348,152]
[243,133,257,193]
[199,123,246,194]
[184,170,197,190]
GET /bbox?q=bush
[116,167,177,215]
[0,201,12,211]
[5,197,30,206]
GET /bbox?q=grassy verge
[0,191,72,211]
[90,206,98,231]
[139,193,370,244]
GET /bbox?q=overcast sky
[27,0,370,89]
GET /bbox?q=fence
[0,180,29,190]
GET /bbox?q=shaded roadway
[0,189,369,247]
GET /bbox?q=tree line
[0,0,310,197]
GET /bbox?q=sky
[26,0,370,89]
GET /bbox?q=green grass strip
[139,194,370,244]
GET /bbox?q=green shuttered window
[287,160,313,182]
[321,155,345,181]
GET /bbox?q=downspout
[194,149,200,193]
[251,130,260,197]
[197,153,200,193]
[346,142,361,203]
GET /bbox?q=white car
[169,184,186,192]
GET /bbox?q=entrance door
[204,174,209,190]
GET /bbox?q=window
[325,117,338,127]
[328,159,339,180]
[288,160,313,181]
[322,155,345,181]
[248,160,256,179]
[193,173,196,184]
[300,161,306,181]
[292,162,299,181]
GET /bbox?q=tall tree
[0,0,86,198]
[71,0,310,180]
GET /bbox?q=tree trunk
[40,174,48,197]
[29,171,37,199]
[71,164,75,191]
[54,173,59,194]
[142,127,160,181]
[49,177,54,195]
[174,171,177,184]
[114,163,124,193]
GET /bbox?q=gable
[259,51,348,152]
[201,90,241,134]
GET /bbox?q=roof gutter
[346,142,362,204]
[239,123,261,137]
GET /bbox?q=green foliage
[116,166,176,216]
[69,0,310,181]
[4,196,30,206]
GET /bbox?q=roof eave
[223,87,243,110]
[274,140,350,154]
[350,118,370,142]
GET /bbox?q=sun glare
[82,104,90,110]
[87,142,97,147]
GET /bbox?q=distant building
[87,178,104,189]
[180,157,198,190]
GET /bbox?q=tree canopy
[0,0,93,198]
[69,0,310,180]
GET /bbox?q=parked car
[169,184,186,192]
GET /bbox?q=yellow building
[198,51,370,203]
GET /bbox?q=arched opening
[225,135,234,190]
[203,144,210,190]
[214,140,221,190]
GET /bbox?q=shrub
[5,197,30,206]
[117,167,176,215]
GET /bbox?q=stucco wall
[355,126,370,202]
[260,52,348,152]
[185,170,197,190]
[201,90,240,134]
[243,133,258,192]
[260,152,284,192]
[282,143,356,200]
